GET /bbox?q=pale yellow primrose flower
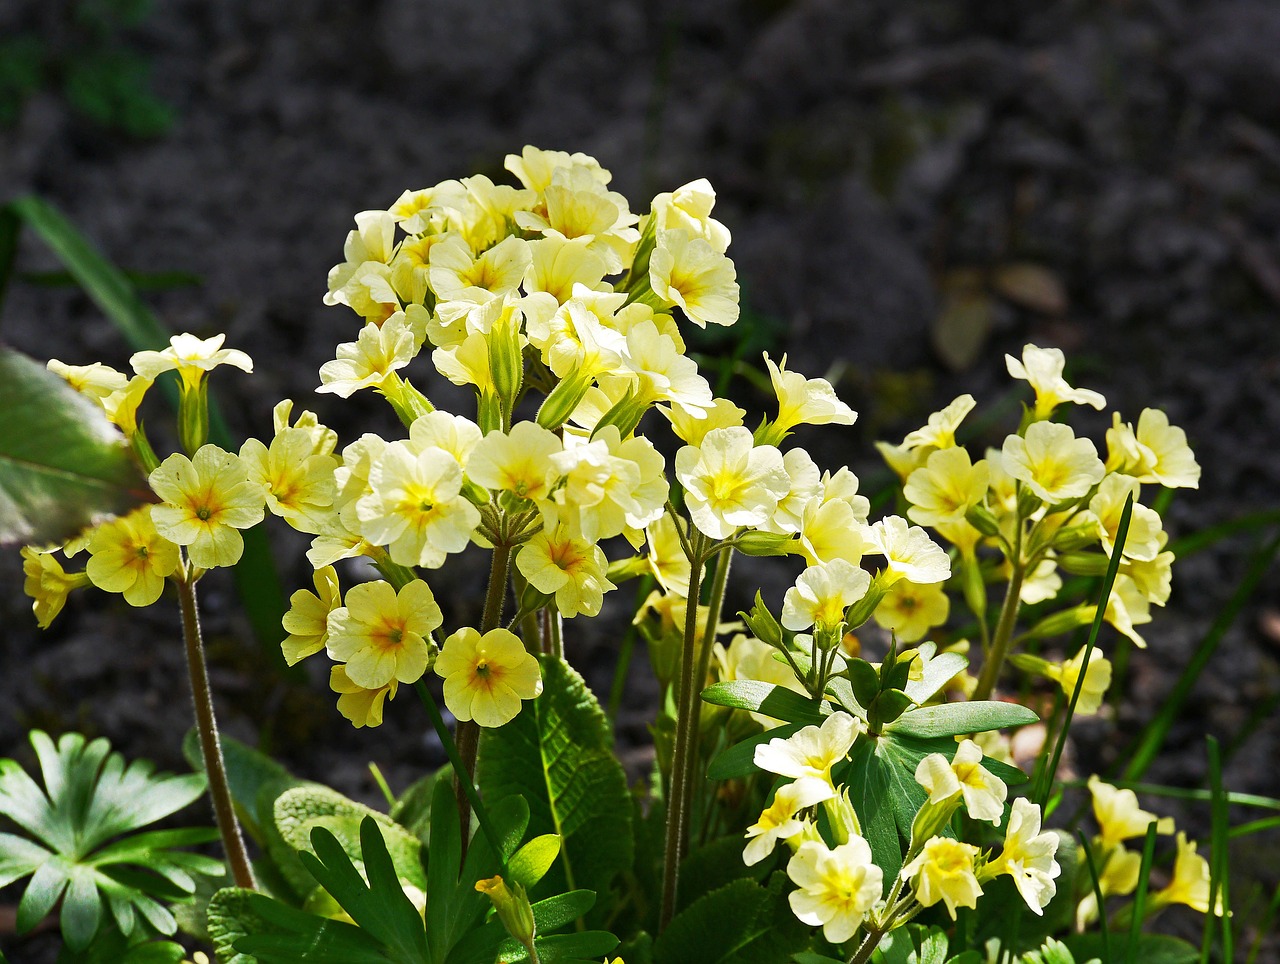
[85,507,180,607]
[1123,542,1174,606]
[781,560,871,634]
[797,496,866,568]
[902,394,976,451]
[149,446,266,569]
[763,353,857,437]
[915,738,1007,824]
[1133,408,1200,489]
[515,525,616,618]
[1151,832,1223,915]
[467,421,562,502]
[428,233,531,303]
[760,448,822,536]
[550,427,668,545]
[864,515,951,586]
[524,235,607,304]
[786,837,883,944]
[645,514,691,597]
[240,428,339,534]
[662,395,746,447]
[904,446,989,528]
[435,627,543,728]
[102,375,153,437]
[1104,573,1153,648]
[712,633,806,728]
[281,565,341,666]
[1005,343,1106,418]
[648,229,740,328]
[356,443,480,569]
[130,333,253,391]
[900,836,983,920]
[326,579,442,689]
[675,427,790,540]
[1076,843,1143,928]
[317,312,418,398]
[1045,646,1111,715]
[743,777,834,866]
[1002,421,1105,504]
[874,579,950,644]
[1088,775,1174,849]
[1086,474,1163,561]
[754,712,862,786]
[505,145,610,195]
[406,411,483,467]
[329,665,397,729]
[22,547,90,628]
[47,359,129,403]
[985,798,1061,915]
[651,177,731,253]
[612,319,714,417]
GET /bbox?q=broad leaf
[1065,932,1195,964]
[0,347,149,546]
[700,681,827,725]
[706,723,803,780]
[478,657,633,925]
[652,878,808,964]
[886,701,1038,739]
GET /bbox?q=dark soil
[2,0,1279,958]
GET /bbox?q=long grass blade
[1245,879,1280,964]
[1123,532,1280,780]
[1079,831,1111,964]
[1204,736,1232,963]
[1128,820,1158,964]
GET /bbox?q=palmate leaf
[0,731,220,950]
[0,347,150,547]
[478,657,633,925]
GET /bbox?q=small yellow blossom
[281,566,341,666]
[797,496,865,567]
[985,798,1061,915]
[674,427,790,540]
[85,507,180,607]
[240,428,339,534]
[317,312,419,398]
[149,446,267,569]
[915,738,1007,824]
[1005,344,1105,418]
[755,712,862,787]
[904,446,989,527]
[874,579,950,643]
[651,177,731,253]
[743,777,833,866]
[515,524,616,618]
[21,547,90,628]
[326,579,442,689]
[901,836,983,920]
[1133,408,1200,489]
[864,516,951,586]
[1086,474,1163,561]
[763,353,857,439]
[466,421,563,502]
[1002,421,1105,504]
[648,229,739,328]
[1088,775,1174,849]
[130,333,253,391]
[435,627,543,728]
[101,375,153,437]
[1150,832,1222,915]
[786,837,883,943]
[330,665,397,729]
[781,560,871,635]
[47,359,129,403]
[901,394,976,451]
[1045,646,1112,715]
[662,396,745,447]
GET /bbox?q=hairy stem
[972,506,1025,701]
[177,570,255,889]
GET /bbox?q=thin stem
[659,531,708,930]
[972,505,1025,701]
[177,570,255,889]
[548,609,564,660]
[684,547,733,844]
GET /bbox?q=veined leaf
[0,347,150,546]
[653,878,808,964]
[885,701,1038,739]
[478,657,633,926]
[700,681,827,725]
[706,723,804,780]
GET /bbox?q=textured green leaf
[700,681,826,725]
[0,348,149,546]
[220,889,396,963]
[478,657,633,925]
[274,786,425,890]
[1066,932,1193,964]
[652,878,808,964]
[886,701,1038,739]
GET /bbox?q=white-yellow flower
[1005,343,1105,417]
[675,427,790,540]
[326,579,442,689]
[317,313,418,397]
[130,333,253,391]
[1085,474,1163,561]
[435,627,543,728]
[1133,408,1200,489]
[651,177,731,253]
[1002,421,1105,504]
[1087,775,1173,849]
[755,712,862,787]
[240,428,339,534]
[149,446,267,569]
[901,836,983,919]
[874,579,950,644]
[786,838,883,943]
[915,738,1007,824]
[864,516,951,586]
[1045,646,1111,715]
[47,360,129,403]
[904,446,989,527]
[648,229,739,328]
[467,421,563,503]
[743,777,833,866]
[515,525,615,618]
[281,566,341,666]
[986,798,1061,915]
[901,394,976,451]
[763,353,857,438]
[781,560,871,635]
[85,507,180,607]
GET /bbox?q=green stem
[177,570,255,889]
[972,509,1025,701]
[684,546,733,850]
[659,532,708,930]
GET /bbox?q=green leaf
[886,701,1039,739]
[227,891,398,963]
[390,766,451,842]
[699,681,827,725]
[507,834,560,890]
[0,348,150,546]
[182,730,306,845]
[706,723,803,780]
[478,657,633,925]
[903,647,968,705]
[1065,932,1195,964]
[653,878,808,964]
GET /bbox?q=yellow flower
[330,665,398,729]
[754,712,862,787]
[515,524,616,618]
[85,507,180,607]
[101,375,153,437]
[874,579,950,644]
[901,394,976,451]
[46,359,129,404]
[651,177,731,253]
[662,396,745,447]
[904,446,989,527]
[781,560,871,635]
[674,427,790,539]
[435,627,543,728]
[786,837,883,944]
[240,428,339,534]
[797,496,865,567]
[327,579,442,689]
[1086,474,1163,561]
[1002,421,1105,504]
[466,421,563,502]
[281,566,341,666]
[317,312,418,398]
[149,445,267,569]
[1044,646,1111,715]
[648,229,739,328]
[645,514,691,597]
[712,633,806,728]
[21,547,90,628]
[428,234,531,303]
[915,739,1007,824]
[743,777,833,866]
[864,516,951,586]
[762,353,857,440]
[524,235,607,304]
[130,333,253,392]
[985,798,1061,915]
[1133,408,1200,489]
[900,836,983,920]
[1005,344,1105,418]
[1087,775,1174,849]
[1151,832,1223,915]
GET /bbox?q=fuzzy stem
[659,532,708,930]
[177,570,255,889]
[683,546,733,847]
[972,505,1025,701]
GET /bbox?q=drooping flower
[21,547,90,628]
[330,665,398,729]
[281,566,341,666]
[1005,344,1105,418]
[755,712,862,787]
[1044,646,1112,715]
[434,627,543,728]
[864,516,951,586]
[986,798,1061,915]
[1087,775,1173,849]
[915,739,1007,824]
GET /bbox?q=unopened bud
[734,530,795,557]
[741,592,783,649]
[1052,523,1100,552]
[1057,551,1109,576]
[1024,604,1097,640]
[475,876,536,949]
[965,504,1001,539]
[488,313,524,417]
[535,367,593,430]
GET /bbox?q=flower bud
[475,876,536,950]
[535,366,593,430]
[1052,523,1100,552]
[606,555,651,584]
[734,530,795,557]
[964,504,1001,538]
[487,314,524,418]
[843,577,888,630]
[822,787,862,845]
[1057,551,1109,576]
[1023,604,1097,640]
[741,592,783,650]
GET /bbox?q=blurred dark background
[2,0,1280,952]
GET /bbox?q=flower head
[675,427,789,539]
[901,836,983,919]
[1088,775,1173,848]
[763,353,857,438]
[85,507,180,607]
[873,579,950,643]
[987,798,1061,915]
[435,627,543,728]
[130,333,253,391]
[515,524,615,618]
[1002,421,1105,505]
[21,548,90,628]
[281,566,341,666]
[864,516,951,586]
[743,777,833,866]
[149,445,267,569]
[786,837,883,943]
[1044,646,1112,715]
[330,665,398,728]
[754,712,861,787]
[781,560,871,635]
[326,579,442,689]
[915,738,1007,824]
[649,229,739,328]
[1005,344,1105,418]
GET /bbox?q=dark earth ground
[2,0,1280,958]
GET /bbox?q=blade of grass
[608,576,652,721]
[1128,821,1159,963]
[1079,832,1112,964]
[1169,509,1280,559]
[1059,778,1280,813]
[1229,815,1280,838]
[5,196,287,664]
[0,206,20,319]
[1245,879,1280,964]
[1123,532,1280,780]
[1036,495,1131,805]
[1204,736,1232,963]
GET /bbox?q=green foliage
[870,924,951,964]
[0,347,149,547]
[0,731,220,950]
[652,878,809,964]
[478,656,634,923]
